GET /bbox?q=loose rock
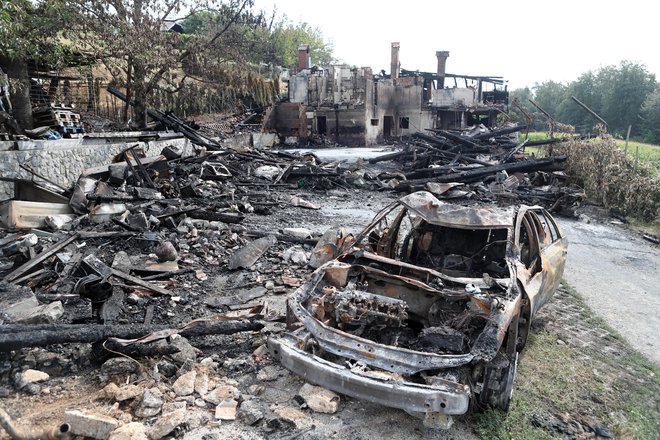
[297,383,340,414]
[168,336,198,365]
[215,399,238,421]
[172,370,196,396]
[238,399,265,425]
[203,383,240,405]
[257,365,280,382]
[272,406,311,429]
[194,371,209,396]
[147,408,188,440]
[16,369,49,389]
[12,301,64,324]
[99,382,120,399]
[65,410,120,440]
[101,358,140,376]
[115,384,143,402]
[108,422,148,440]
[155,241,177,262]
[134,388,164,418]
[283,246,308,265]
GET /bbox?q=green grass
[616,139,660,167]
[471,282,660,440]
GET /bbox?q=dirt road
[557,219,660,364]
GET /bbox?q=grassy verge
[471,282,660,440]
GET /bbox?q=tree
[181,10,334,69]
[557,71,600,132]
[508,87,534,126]
[640,88,660,144]
[553,62,656,136]
[66,0,256,125]
[533,81,567,122]
[266,20,334,68]
[598,61,656,136]
[0,0,68,129]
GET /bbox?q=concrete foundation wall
[0,136,192,200]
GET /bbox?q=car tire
[480,351,518,411]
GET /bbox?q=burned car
[268,191,567,427]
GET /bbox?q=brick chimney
[297,44,310,71]
[435,51,450,88]
[390,42,400,80]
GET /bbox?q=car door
[535,209,568,304]
[514,208,544,316]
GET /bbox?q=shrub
[551,135,659,221]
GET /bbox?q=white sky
[251,0,659,90]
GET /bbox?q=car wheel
[480,351,518,411]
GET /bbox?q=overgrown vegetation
[523,132,660,169]
[550,134,659,221]
[472,283,660,440]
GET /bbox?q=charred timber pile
[369,126,585,208]
[0,133,364,353]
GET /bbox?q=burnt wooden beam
[412,132,451,149]
[107,86,224,150]
[432,130,482,150]
[0,320,264,351]
[82,255,170,296]
[3,234,79,282]
[187,209,244,224]
[368,150,408,164]
[571,96,608,129]
[395,156,567,192]
[471,125,528,140]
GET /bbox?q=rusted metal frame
[341,199,402,254]
[398,191,516,229]
[293,301,474,374]
[291,269,518,372]
[469,294,521,361]
[268,335,471,415]
[358,251,510,289]
[357,264,444,295]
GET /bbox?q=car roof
[398,191,517,229]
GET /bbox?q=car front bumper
[267,334,471,415]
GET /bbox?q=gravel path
[557,219,660,364]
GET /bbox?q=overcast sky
[251,0,658,90]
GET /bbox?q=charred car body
[268,191,567,427]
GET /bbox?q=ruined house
[263,43,509,145]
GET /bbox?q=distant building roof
[161,20,184,33]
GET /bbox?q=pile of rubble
[370,126,585,211]
[0,117,591,438]
[0,139,365,438]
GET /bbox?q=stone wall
[0,135,193,199]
